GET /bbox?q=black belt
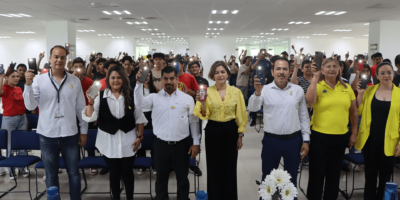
[264,131,301,140]
[156,136,188,145]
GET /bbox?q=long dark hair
[145,71,158,94]
[106,66,132,109]
[319,58,347,88]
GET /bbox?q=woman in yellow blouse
[356,62,400,200]
[194,60,247,200]
[305,58,358,200]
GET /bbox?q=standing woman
[225,56,239,87]
[305,58,358,200]
[193,61,247,200]
[0,67,28,179]
[82,66,147,200]
[356,62,400,200]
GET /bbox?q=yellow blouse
[193,85,248,133]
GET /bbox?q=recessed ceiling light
[212,10,217,14]
[342,37,353,39]
[207,28,210,30]
[220,28,223,30]
[334,11,346,15]
[295,22,303,24]
[103,11,112,15]
[288,21,295,24]
[334,29,352,32]
[209,21,213,24]
[97,34,102,36]
[313,33,328,36]
[127,22,133,25]
[16,31,35,34]
[217,21,221,24]
[135,22,140,24]
[18,14,31,17]
[76,38,79,39]
[113,11,121,15]
[222,10,228,14]
[363,34,369,36]
[123,10,131,14]
[154,29,158,31]
[206,33,209,35]
[283,28,289,31]
[325,11,336,15]
[272,28,276,30]
[225,21,229,24]
[303,22,310,24]
[231,10,239,14]
[0,36,11,39]
[102,34,107,36]
[315,11,325,15]
[89,30,95,32]
[364,23,370,25]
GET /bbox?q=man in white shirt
[135,66,200,200]
[248,57,310,191]
[23,45,88,200]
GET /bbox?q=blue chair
[0,130,41,200]
[26,114,39,130]
[0,130,6,162]
[132,129,154,200]
[34,157,67,199]
[339,152,365,199]
[255,109,263,133]
[0,114,2,127]
[78,129,110,197]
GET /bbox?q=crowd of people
[0,44,400,200]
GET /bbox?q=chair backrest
[141,129,154,150]
[84,129,98,151]
[11,130,40,150]
[0,130,7,149]
[0,114,2,127]
[26,114,39,129]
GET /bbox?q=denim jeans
[1,114,28,172]
[39,134,81,200]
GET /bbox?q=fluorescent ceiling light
[18,14,31,17]
[209,21,213,24]
[334,11,346,15]
[76,38,79,39]
[272,28,276,30]
[278,28,282,31]
[295,22,303,24]
[143,21,148,24]
[315,11,326,15]
[364,23,370,25]
[222,10,228,14]
[113,11,121,15]
[102,34,107,36]
[212,10,217,14]
[135,22,140,24]
[0,36,11,38]
[217,21,221,24]
[103,11,111,15]
[108,34,112,36]
[220,28,223,30]
[363,34,369,36]
[16,31,35,34]
[207,28,210,30]
[231,10,239,14]
[334,29,352,32]
[325,11,336,15]
[77,30,83,32]
[123,10,131,14]
[214,28,217,30]
[0,14,12,17]
[225,21,229,24]
[127,22,133,25]
[303,22,310,24]
[154,29,158,30]
[284,28,289,31]
[97,34,102,36]
[9,14,22,17]
[89,30,95,32]
[288,21,295,24]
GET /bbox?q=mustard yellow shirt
[356,84,400,156]
[193,85,247,133]
[311,80,356,135]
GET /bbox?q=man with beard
[134,66,200,200]
[248,57,310,195]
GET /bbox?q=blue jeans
[1,114,28,172]
[39,134,81,200]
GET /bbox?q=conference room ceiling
[0,0,399,41]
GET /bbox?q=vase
[272,193,281,200]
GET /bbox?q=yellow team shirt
[311,80,356,135]
[193,85,248,133]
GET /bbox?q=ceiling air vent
[122,18,136,20]
[78,19,90,21]
[366,3,398,9]
[144,17,157,20]
[99,18,113,20]
[87,3,119,8]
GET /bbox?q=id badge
[55,107,64,118]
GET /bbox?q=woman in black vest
[82,66,147,200]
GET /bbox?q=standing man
[122,55,138,89]
[249,49,273,127]
[151,53,166,91]
[87,58,107,81]
[135,66,200,200]
[370,52,383,78]
[188,61,209,87]
[236,56,252,97]
[248,57,310,193]
[175,55,199,97]
[23,45,88,200]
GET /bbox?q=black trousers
[205,120,238,200]
[307,130,349,200]
[363,129,395,200]
[153,136,190,200]
[103,156,136,200]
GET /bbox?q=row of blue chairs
[0,114,39,130]
[0,129,199,200]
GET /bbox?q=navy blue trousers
[261,133,303,187]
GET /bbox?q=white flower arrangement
[258,169,298,200]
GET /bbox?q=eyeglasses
[378,71,393,76]
[324,65,339,69]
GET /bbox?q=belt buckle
[168,141,177,145]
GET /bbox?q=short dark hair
[104,60,118,69]
[375,52,383,58]
[395,55,400,67]
[281,51,289,57]
[362,63,371,73]
[188,61,201,69]
[208,61,230,80]
[371,53,376,59]
[161,66,177,77]
[96,58,107,65]
[290,54,294,56]
[16,63,27,70]
[96,52,103,56]
[153,53,165,60]
[147,54,152,59]
[50,45,68,56]
[168,59,174,64]
[121,56,133,64]
[72,57,85,67]
[260,48,266,52]
[382,58,392,64]
[244,56,252,63]
[271,57,289,70]
[301,59,312,68]
[270,55,280,65]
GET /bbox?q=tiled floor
[1,119,400,199]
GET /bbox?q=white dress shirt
[23,70,88,138]
[248,81,311,141]
[134,83,200,145]
[82,89,148,158]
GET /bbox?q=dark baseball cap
[173,54,184,63]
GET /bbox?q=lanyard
[48,70,68,104]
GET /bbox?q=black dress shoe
[189,166,202,176]
[99,168,109,175]
[250,120,256,127]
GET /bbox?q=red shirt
[371,64,377,78]
[1,85,26,116]
[99,78,107,91]
[178,73,199,93]
[81,76,93,106]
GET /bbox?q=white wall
[0,39,47,70]
[289,37,368,60]
[190,36,237,86]
[76,37,135,60]
[148,44,189,55]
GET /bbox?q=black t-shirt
[17,79,26,92]
[393,73,400,87]
[128,70,137,90]
[194,76,209,87]
[94,71,106,81]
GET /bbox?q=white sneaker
[353,165,361,172]
[43,175,46,180]
[152,169,157,175]
[137,169,144,175]
[58,169,62,173]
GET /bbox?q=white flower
[258,178,277,200]
[270,169,291,187]
[280,183,298,200]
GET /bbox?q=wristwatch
[137,135,143,140]
[239,133,244,137]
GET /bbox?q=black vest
[98,90,136,135]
